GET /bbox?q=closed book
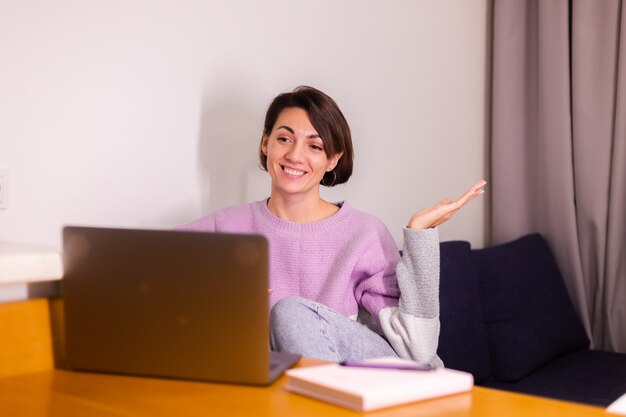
[608,392,626,416]
[285,357,473,412]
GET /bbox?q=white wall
[0,0,489,251]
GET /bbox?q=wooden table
[0,299,617,416]
[0,361,615,417]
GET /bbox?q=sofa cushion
[437,241,492,383]
[482,349,626,407]
[471,234,589,382]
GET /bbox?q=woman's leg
[270,296,398,362]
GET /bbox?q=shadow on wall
[197,78,266,215]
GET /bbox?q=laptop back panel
[62,226,273,385]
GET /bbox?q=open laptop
[61,226,300,385]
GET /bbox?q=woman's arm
[373,180,487,367]
[378,227,443,367]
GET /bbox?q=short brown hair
[258,86,354,186]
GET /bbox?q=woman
[178,86,486,367]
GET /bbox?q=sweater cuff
[402,226,439,255]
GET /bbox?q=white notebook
[285,357,473,412]
[608,392,626,416]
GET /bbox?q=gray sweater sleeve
[378,227,444,367]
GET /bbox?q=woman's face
[262,107,342,199]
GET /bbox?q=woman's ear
[327,151,344,171]
[261,135,268,155]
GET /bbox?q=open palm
[407,180,487,230]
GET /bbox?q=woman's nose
[285,143,304,162]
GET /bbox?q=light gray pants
[270,296,398,362]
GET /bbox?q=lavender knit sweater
[177,199,443,367]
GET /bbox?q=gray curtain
[491,0,626,352]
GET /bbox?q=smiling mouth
[281,165,306,177]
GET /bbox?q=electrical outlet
[0,169,9,209]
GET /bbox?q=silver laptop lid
[62,226,273,385]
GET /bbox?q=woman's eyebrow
[276,125,321,139]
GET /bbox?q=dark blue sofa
[437,234,626,407]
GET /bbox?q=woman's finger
[407,180,487,229]
[452,180,487,210]
[428,180,487,226]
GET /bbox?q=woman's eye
[277,137,289,143]
[310,145,323,151]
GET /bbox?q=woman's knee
[270,296,321,352]
[270,296,315,326]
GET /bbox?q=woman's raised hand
[407,180,487,230]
